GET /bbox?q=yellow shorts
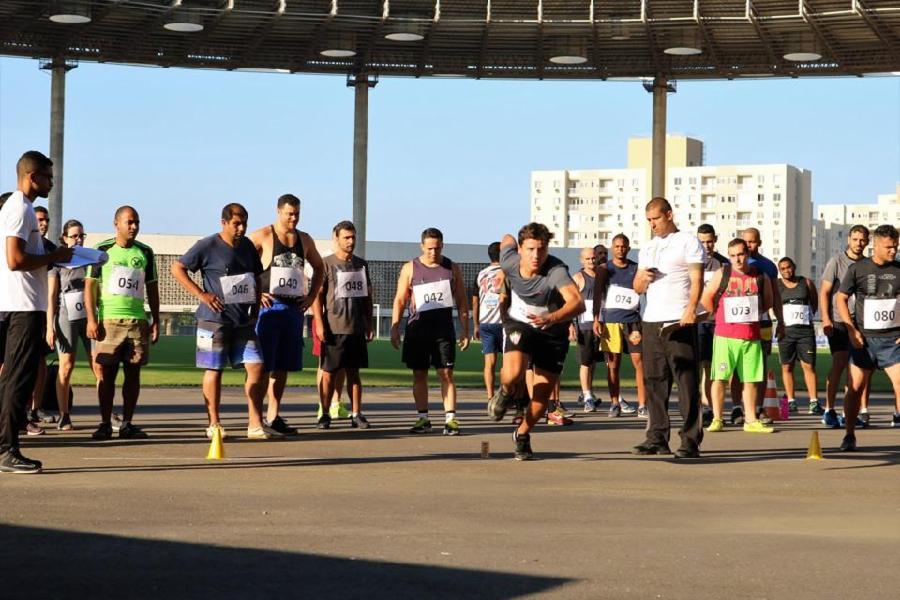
[600,322,642,354]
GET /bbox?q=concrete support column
[45,56,75,241]
[350,73,377,258]
[650,76,668,200]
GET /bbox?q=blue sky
[1,56,897,243]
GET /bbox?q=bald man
[571,247,603,410]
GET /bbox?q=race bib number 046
[863,298,899,330]
[220,273,256,305]
[270,266,304,297]
[724,295,759,324]
[336,269,368,299]
[413,279,454,312]
[108,266,145,299]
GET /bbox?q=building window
[674,177,682,186]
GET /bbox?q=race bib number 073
[724,295,759,324]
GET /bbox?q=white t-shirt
[638,229,704,322]
[0,191,48,312]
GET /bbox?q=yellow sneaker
[706,418,725,433]
[743,420,775,434]
[330,401,352,420]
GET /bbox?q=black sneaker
[350,414,370,429]
[513,430,533,461]
[316,414,332,430]
[729,406,744,425]
[487,389,512,422]
[839,434,857,452]
[266,416,298,436]
[92,422,113,441]
[36,410,59,424]
[630,442,673,456]
[701,407,713,428]
[57,414,73,431]
[119,422,149,439]
[0,450,42,474]
[674,447,701,460]
[25,421,45,436]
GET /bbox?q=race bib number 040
[863,298,899,330]
[724,295,759,324]
[221,273,256,305]
[64,290,87,321]
[413,279,454,312]
[270,266,304,297]
[108,266,145,299]
[336,269,368,299]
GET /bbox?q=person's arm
[6,237,72,271]
[769,274,785,338]
[570,271,585,341]
[761,276,774,314]
[834,291,862,349]
[500,234,516,250]
[171,261,223,314]
[452,263,470,350]
[311,268,327,343]
[365,264,375,341]
[147,280,160,344]
[300,232,325,313]
[679,263,703,327]
[390,262,412,349]
[632,269,655,295]
[819,261,835,335]
[700,269,722,314]
[807,278,819,316]
[84,277,102,340]
[471,294,480,340]
[46,273,59,349]
[530,282,584,329]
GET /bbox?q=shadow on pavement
[0,524,569,599]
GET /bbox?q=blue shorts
[480,323,503,355]
[850,335,900,371]
[196,320,264,370]
[255,302,304,372]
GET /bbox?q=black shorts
[576,328,602,366]
[503,321,569,375]
[320,333,369,373]
[697,322,715,363]
[402,324,456,371]
[827,323,851,354]
[778,328,817,366]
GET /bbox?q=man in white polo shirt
[0,151,72,474]
[631,197,705,460]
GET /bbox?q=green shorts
[711,336,764,383]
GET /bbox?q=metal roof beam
[746,0,780,71]
[853,0,900,58]
[694,0,723,76]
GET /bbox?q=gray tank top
[407,256,455,329]
[577,269,595,331]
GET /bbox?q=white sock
[860,408,868,414]
[582,389,592,397]
[788,397,795,403]
[352,412,358,418]
[445,412,456,423]
[810,398,818,404]
[417,411,428,420]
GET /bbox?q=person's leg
[320,369,338,413]
[886,363,900,415]
[606,352,622,402]
[730,374,743,410]
[412,370,429,412]
[438,367,456,414]
[710,380,726,421]
[668,325,702,452]
[244,362,267,430]
[266,370,287,422]
[700,361,712,408]
[56,352,76,417]
[826,351,849,411]
[121,364,141,423]
[96,364,118,424]
[0,313,44,458]
[31,358,47,414]
[781,361,796,402]
[333,369,346,404]
[843,364,868,439]
[800,361,818,406]
[202,369,222,426]
[639,323,672,448]
[630,351,647,409]
[483,353,497,399]
[346,368,362,414]
[517,368,556,437]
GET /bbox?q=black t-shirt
[838,258,900,337]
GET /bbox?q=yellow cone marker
[206,425,225,460]
[806,431,823,460]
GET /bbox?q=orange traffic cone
[206,425,225,460]
[763,371,780,421]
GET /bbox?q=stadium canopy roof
[2,1,899,80]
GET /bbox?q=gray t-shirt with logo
[322,253,371,336]
[499,245,573,336]
[49,265,87,321]
[821,250,860,323]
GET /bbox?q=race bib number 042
[413,279,454,312]
[108,266,145,299]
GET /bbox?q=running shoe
[205,424,228,440]
[556,401,575,418]
[246,424,284,440]
[743,420,775,434]
[808,400,824,415]
[330,401,352,420]
[730,406,744,425]
[583,396,597,413]
[859,412,870,428]
[702,407,713,428]
[57,414,73,431]
[513,430,533,461]
[443,419,461,436]
[487,390,512,422]
[822,409,840,428]
[91,422,113,441]
[619,399,637,415]
[409,417,432,434]
[706,418,725,433]
[316,414,332,430]
[608,403,621,418]
[118,422,149,439]
[25,421,44,436]
[512,408,524,426]
[637,406,649,419]
[787,400,798,413]
[630,442,672,455]
[839,434,857,452]
[756,407,773,425]
[350,414,371,429]
[547,410,573,426]
[266,416,298,436]
[111,412,123,433]
[35,410,58,424]
[576,392,584,405]
[0,450,42,474]
[674,447,700,460]
[892,413,900,428]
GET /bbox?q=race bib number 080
[413,279,454,312]
[724,295,759,324]
[270,266,304,297]
[108,266,145,299]
[220,273,256,305]
[863,298,899,330]
[336,269,368,299]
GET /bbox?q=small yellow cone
[206,425,225,460]
[806,431,823,460]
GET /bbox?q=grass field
[62,336,894,392]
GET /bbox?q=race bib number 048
[724,295,759,324]
[270,266,304,297]
[108,266,145,299]
[220,273,256,305]
[413,279,454,312]
[863,298,899,330]
[336,269,368,299]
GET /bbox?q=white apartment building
[812,183,900,281]
[531,136,813,277]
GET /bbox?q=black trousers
[641,322,703,452]
[0,312,45,455]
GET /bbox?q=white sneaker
[246,424,285,440]
[111,412,123,433]
[583,396,597,412]
[619,398,637,415]
[205,424,228,439]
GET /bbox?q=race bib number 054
[413,279,454,312]
[108,266,145,299]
